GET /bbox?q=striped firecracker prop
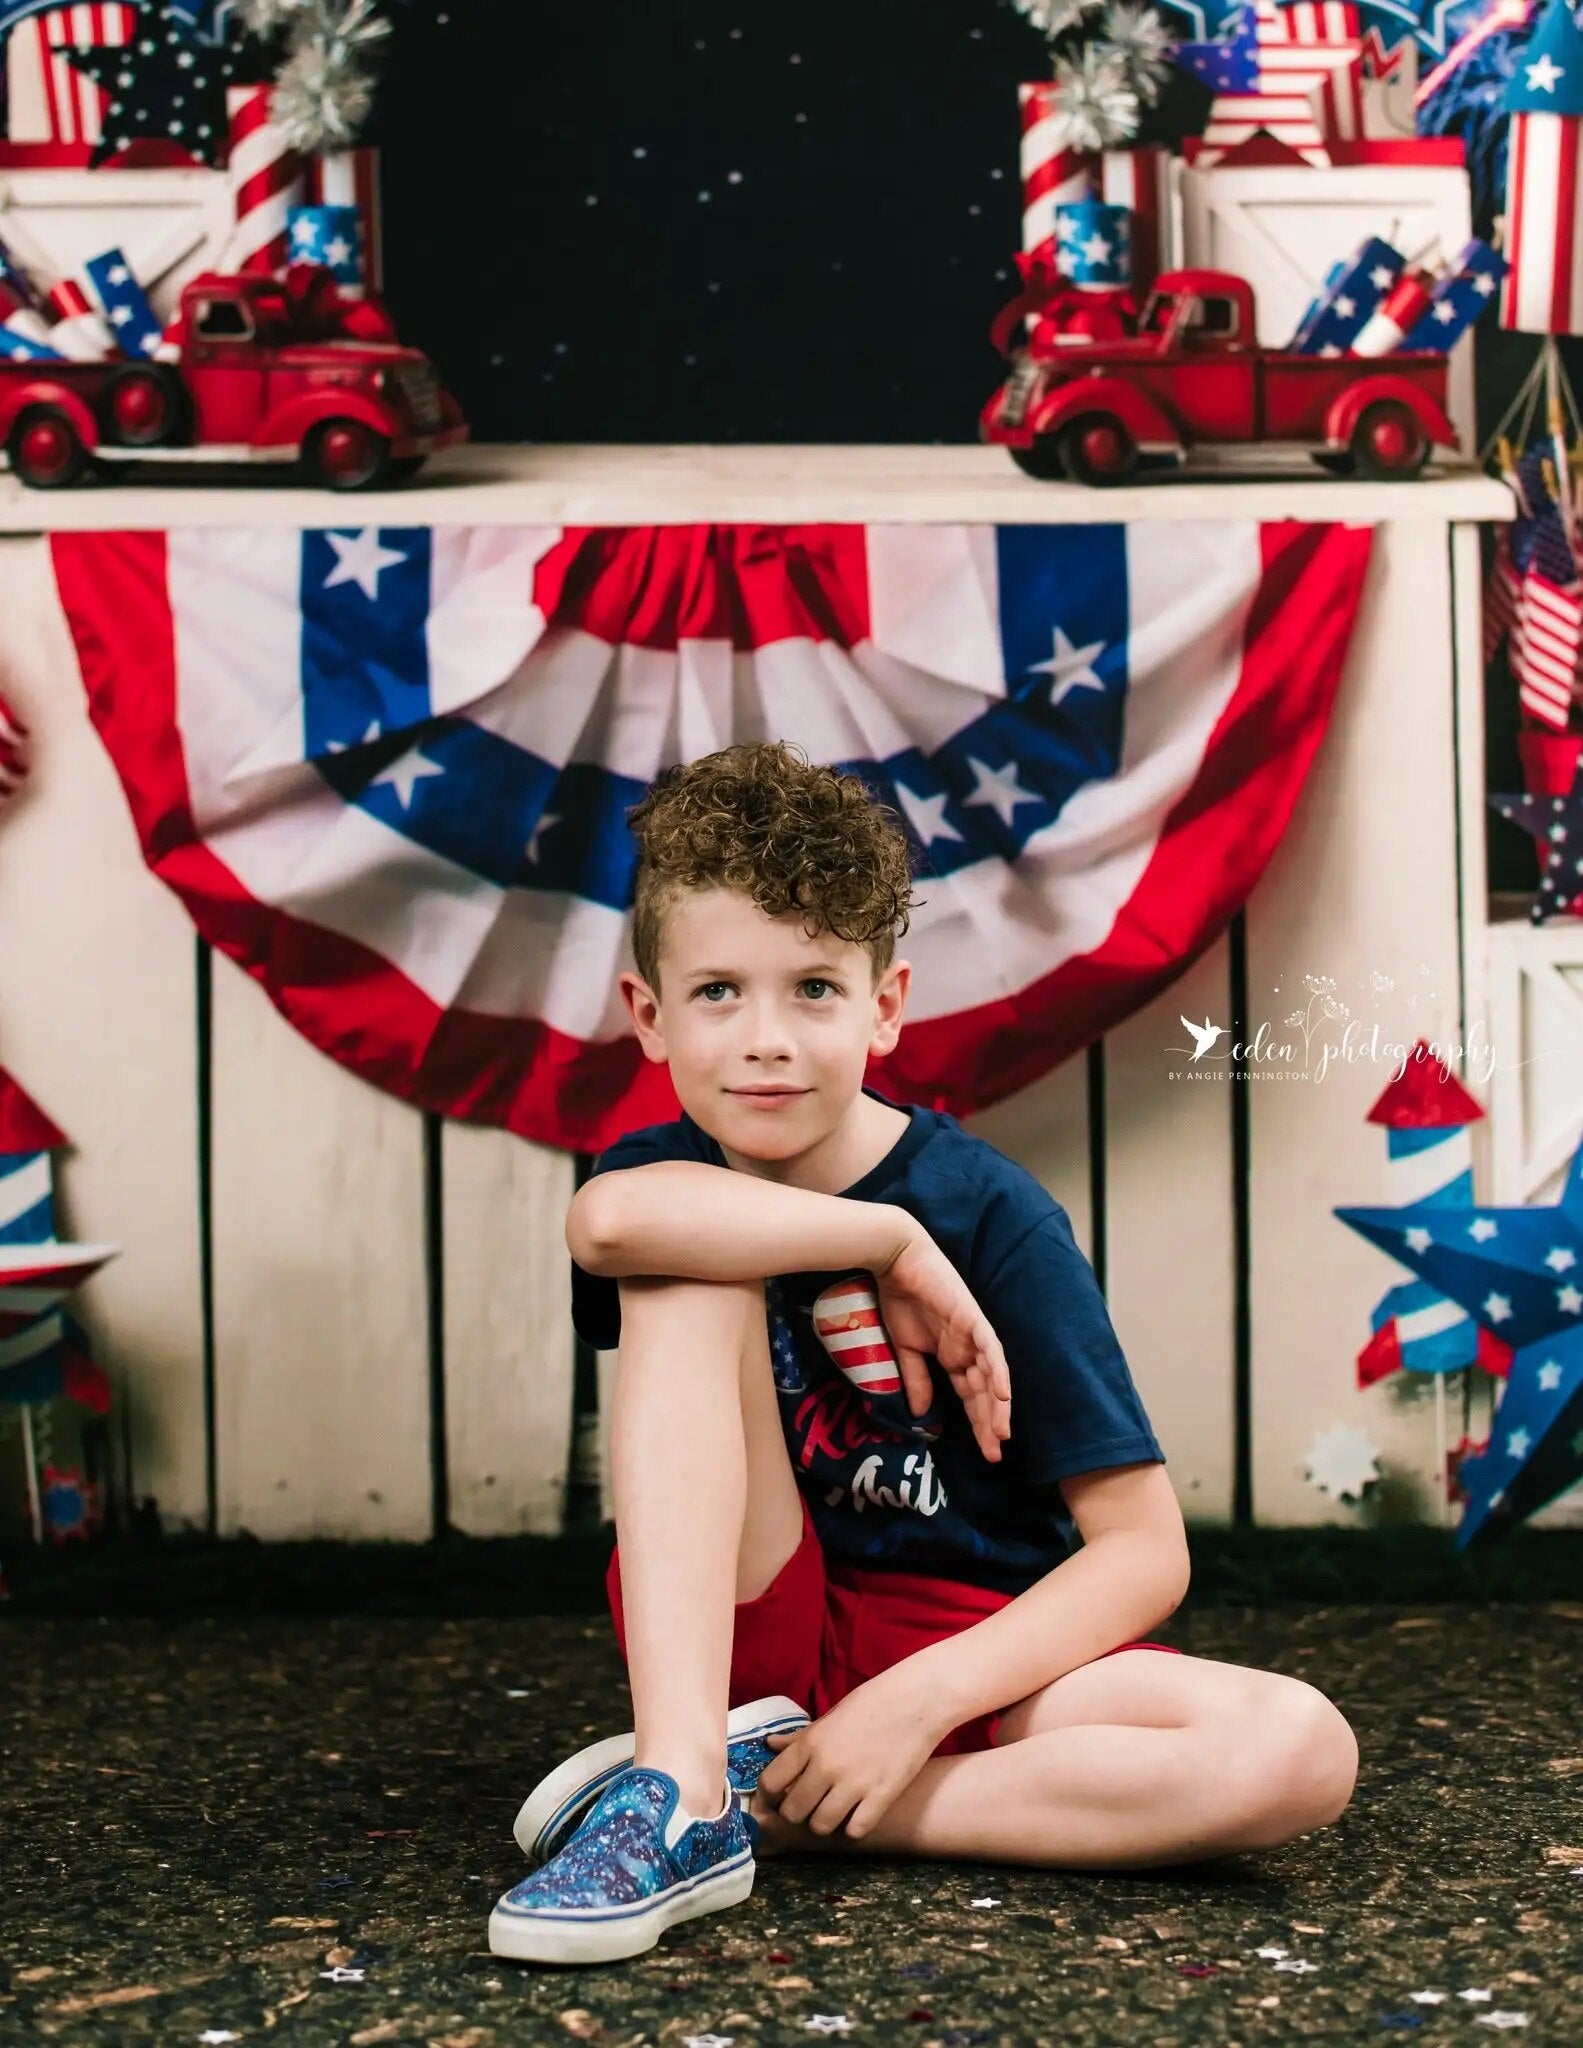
[224,83,307,274]
[307,150,384,293]
[42,276,116,360]
[1018,82,1098,273]
[1498,0,1583,336]
[0,691,30,815]
[1098,149,1169,296]
[4,1,136,147]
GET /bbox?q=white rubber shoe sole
[487,1845,756,1965]
[511,1693,809,1863]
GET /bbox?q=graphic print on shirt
[768,1272,951,1527]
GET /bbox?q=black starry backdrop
[367,0,1572,893]
[373,0,1049,443]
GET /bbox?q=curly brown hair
[625,740,923,996]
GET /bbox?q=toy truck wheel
[1348,400,1429,481]
[8,405,88,489]
[1010,440,1067,481]
[102,363,188,449]
[304,417,394,491]
[1057,413,1138,487]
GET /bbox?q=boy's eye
[692,980,840,1002]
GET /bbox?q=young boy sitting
[489,739,1359,1967]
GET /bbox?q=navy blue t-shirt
[570,1083,1166,1595]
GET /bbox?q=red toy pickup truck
[980,268,1459,485]
[0,265,468,490]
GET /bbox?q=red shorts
[605,1491,1182,1758]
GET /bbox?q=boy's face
[618,886,910,1159]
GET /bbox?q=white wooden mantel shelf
[0,442,1515,530]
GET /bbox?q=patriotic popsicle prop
[1499,0,1583,336]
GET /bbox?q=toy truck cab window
[194,297,253,342]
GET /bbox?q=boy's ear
[868,959,911,1057]
[618,970,669,1064]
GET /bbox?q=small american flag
[1511,497,1583,732]
[3,1,136,147]
[1181,0,1364,166]
[0,687,28,812]
[1484,528,1521,663]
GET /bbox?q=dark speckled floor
[3,1601,1582,2046]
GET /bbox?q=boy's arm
[567,1160,912,1287]
[879,1462,1190,1734]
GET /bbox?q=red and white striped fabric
[1500,112,1583,335]
[1199,0,1365,167]
[46,518,1376,1153]
[0,687,28,812]
[1018,83,1098,272]
[1098,148,1169,295]
[1511,570,1583,730]
[812,1277,903,1397]
[225,83,307,275]
[3,1,135,146]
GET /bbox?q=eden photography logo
[1166,968,1511,1088]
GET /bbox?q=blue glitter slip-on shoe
[488,1764,759,1965]
[512,1693,809,1864]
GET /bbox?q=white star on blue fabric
[961,755,1042,829]
[1526,53,1563,91]
[324,529,407,603]
[894,780,964,849]
[1026,625,1106,709]
[1335,1135,1583,1543]
[524,810,560,863]
[371,747,444,809]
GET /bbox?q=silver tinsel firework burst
[1095,1,1175,106]
[1011,0,1108,35]
[1047,44,1139,150]
[265,0,391,153]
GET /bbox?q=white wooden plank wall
[0,523,1504,1542]
[0,543,207,1529]
[1245,522,1490,1526]
[209,960,432,1540]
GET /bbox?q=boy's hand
[756,1670,948,1840]
[870,1222,1012,1463]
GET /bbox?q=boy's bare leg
[608,1274,804,1820]
[748,1680,1353,1868]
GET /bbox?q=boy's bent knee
[615,1275,767,1348]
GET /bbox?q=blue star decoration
[1335,1136,1583,1545]
[1488,750,1583,926]
[64,0,248,169]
